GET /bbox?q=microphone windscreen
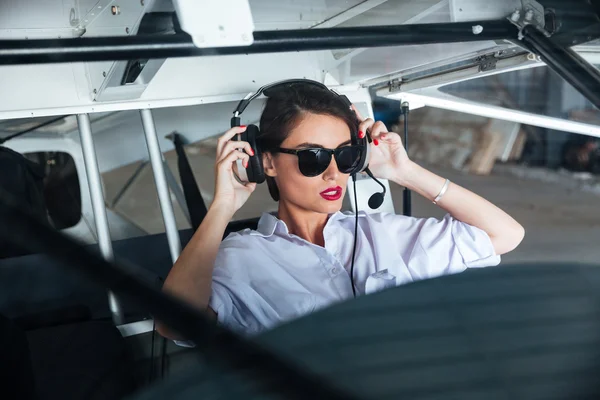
[368,192,384,209]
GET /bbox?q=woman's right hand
[211,126,257,214]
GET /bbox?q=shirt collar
[252,212,283,238]
[250,210,366,238]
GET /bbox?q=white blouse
[209,211,500,336]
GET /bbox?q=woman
[158,83,524,338]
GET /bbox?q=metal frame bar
[0,20,518,65]
[364,42,518,88]
[0,92,249,121]
[140,109,181,264]
[518,24,600,110]
[381,52,542,94]
[389,90,600,139]
[76,113,124,325]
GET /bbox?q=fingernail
[374,139,379,146]
[358,130,364,139]
[240,125,247,128]
[249,149,255,156]
[243,160,248,168]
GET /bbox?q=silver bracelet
[433,179,450,205]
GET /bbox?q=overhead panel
[449,0,521,22]
[328,0,448,63]
[0,0,81,39]
[336,0,446,27]
[331,0,527,84]
[82,0,165,102]
[249,0,365,30]
[331,0,508,83]
[140,52,327,101]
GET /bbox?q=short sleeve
[376,212,500,280]
[208,237,270,336]
[172,242,262,348]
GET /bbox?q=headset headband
[230,79,352,128]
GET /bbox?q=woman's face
[265,112,353,215]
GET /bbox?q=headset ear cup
[242,124,265,184]
[357,135,371,173]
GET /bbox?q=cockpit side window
[24,151,82,230]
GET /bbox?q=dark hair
[257,83,359,201]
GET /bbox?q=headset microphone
[364,168,386,209]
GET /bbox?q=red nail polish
[374,139,379,146]
[250,149,255,156]
[240,125,247,128]
[358,130,364,139]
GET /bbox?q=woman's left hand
[354,107,414,185]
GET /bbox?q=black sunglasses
[275,145,362,177]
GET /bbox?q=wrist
[393,160,420,188]
[394,161,449,203]
[208,199,236,220]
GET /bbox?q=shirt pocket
[365,269,397,295]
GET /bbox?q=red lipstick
[320,186,342,201]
